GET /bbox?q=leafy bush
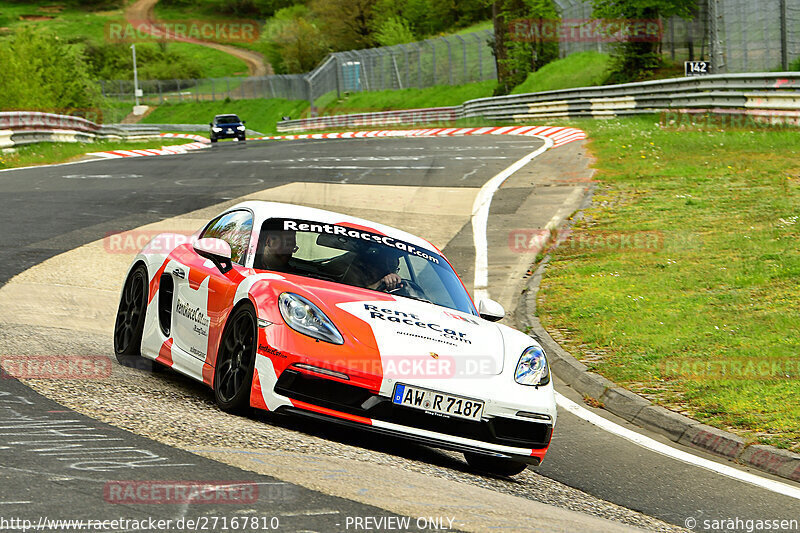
[259,5,329,74]
[0,27,100,111]
[374,16,416,46]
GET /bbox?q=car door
[171,210,253,362]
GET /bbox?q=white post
[131,44,140,106]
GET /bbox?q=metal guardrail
[276,107,460,133]
[0,112,164,149]
[142,123,264,136]
[461,73,800,121]
[275,73,800,132]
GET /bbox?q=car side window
[200,210,253,265]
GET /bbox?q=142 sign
[685,61,711,76]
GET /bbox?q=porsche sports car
[114,201,556,476]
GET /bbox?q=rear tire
[214,305,257,413]
[210,137,217,143]
[464,452,529,477]
[114,265,155,371]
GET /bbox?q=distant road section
[125,0,271,76]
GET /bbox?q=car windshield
[215,115,240,124]
[254,218,476,314]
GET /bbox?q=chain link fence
[710,0,800,72]
[555,0,799,72]
[99,2,799,107]
[99,29,496,107]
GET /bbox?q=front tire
[114,265,152,370]
[464,452,528,477]
[214,305,257,413]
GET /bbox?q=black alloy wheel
[114,265,153,370]
[214,305,257,412]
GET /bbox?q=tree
[260,5,329,74]
[0,27,100,112]
[492,0,559,95]
[591,0,696,82]
[311,0,378,51]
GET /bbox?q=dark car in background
[210,114,246,142]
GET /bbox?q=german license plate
[226,129,233,133]
[392,384,483,420]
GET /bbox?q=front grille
[274,369,551,449]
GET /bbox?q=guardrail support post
[780,0,788,70]
[444,37,453,86]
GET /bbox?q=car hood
[334,296,505,376]
[248,274,505,377]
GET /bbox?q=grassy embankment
[538,116,799,450]
[134,51,615,134]
[0,1,248,79]
[0,137,195,170]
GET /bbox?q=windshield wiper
[394,293,434,305]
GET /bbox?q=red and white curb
[87,133,210,159]
[85,126,586,160]
[254,126,586,147]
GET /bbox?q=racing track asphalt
[0,136,798,531]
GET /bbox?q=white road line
[471,136,553,302]
[473,137,800,500]
[556,393,800,500]
[0,501,32,505]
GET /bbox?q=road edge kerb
[85,133,210,159]
[513,217,800,486]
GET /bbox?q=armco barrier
[0,112,100,134]
[0,112,162,149]
[276,72,800,132]
[277,107,460,133]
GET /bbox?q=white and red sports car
[114,201,556,475]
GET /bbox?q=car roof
[228,200,441,254]
[214,114,240,119]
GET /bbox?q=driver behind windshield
[260,229,297,272]
[347,248,402,291]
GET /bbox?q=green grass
[0,1,249,79]
[0,137,193,169]
[512,52,612,94]
[137,82,495,134]
[450,20,493,35]
[140,98,309,135]
[536,115,800,450]
[152,3,263,53]
[168,42,249,77]
[315,81,496,113]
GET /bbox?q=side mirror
[209,122,213,127]
[193,238,232,273]
[242,120,246,124]
[477,298,505,322]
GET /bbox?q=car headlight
[278,292,343,345]
[515,346,550,386]
[212,127,222,132]
[236,125,245,131]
